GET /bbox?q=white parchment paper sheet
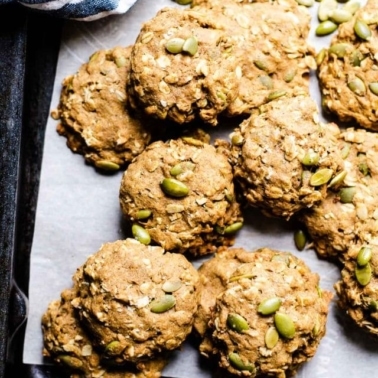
[24,0,378,376]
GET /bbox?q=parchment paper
[24,0,378,376]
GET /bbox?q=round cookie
[42,288,167,378]
[193,248,258,356]
[128,7,241,126]
[55,46,152,170]
[228,95,345,219]
[300,128,378,262]
[318,0,378,131]
[210,248,332,377]
[192,0,314,116]
[334,244,378,336]
[119,138,243,256]
[72,239,199,364]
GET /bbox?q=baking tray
[0,6,63,378]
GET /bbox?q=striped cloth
[5,0,139,21]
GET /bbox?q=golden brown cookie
[119,137,243,256]
[72,239,199,364]
[228,95,344,219]
[56,46,152,170]
[210,248,332,377]
[318,0,378,131]
[300,128,378,262]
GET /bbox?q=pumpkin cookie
[55,46,152,170]
[318,0,378,130]
[228,95,344,219]
[42,288,167,378]
[300,128,378,262]
[119,137,243,256]
[72,239,199,364]
[210,248,332,377]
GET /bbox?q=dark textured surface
[0,6,62,378]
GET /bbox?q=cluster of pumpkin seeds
[355,246,373,286]
[165,35,198,56]
[150,279,183,313]
[316,0,361,36]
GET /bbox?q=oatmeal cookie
[335,243,378,336]
[318,0,378,131]
[194,248,258,356]
[228,95,344,219]
[210,248,332,377]
[192,0,314,116]
[128,7,240,126]
[300,128,378,262]
[56,46,152,170]
[72,239,199,364]
[42,288,167,378]
[119,137,243,256]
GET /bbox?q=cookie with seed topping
[119,137,243,256]
[72,239,198,364]
[55,46,153,170]
[300,127,378,262]
[318,0,378,131]
[228,95,344,219]
[209,248,332,377]
[128,7,241,126]
[42,288,168,378]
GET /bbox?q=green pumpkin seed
[265,326,279,349]
[223,222,243,235]
[294,229,307,251]
[296,0,314,7]
[228,352,255,372]
[316,20,338,36]
[341,143,351,159]
[259,75,273,89]
[368,82,378,96]
[136,209,152,220]
[274,312,296,339]
[254,60,268,71]
[95,160,120,171]
[258,297,282,315]
[132,224,151,245]
[115,56,127,68]
[150,294,176,313]
[165,38,185,54]
[312,318,321,336]
[328,170,347,188]
[267,90,286,101]
[227,313,250,333]
[339,187,356,203]
[301,151,320,166]
[316,49,327,67]
[229,273,255,282]
[318,0,338,22]
[162,280,182,293]
[369,300,378,312]
[170,164,183,176]
[225,190,234,203]
[355,263,372,286]
[357,247,372,267]
[328,43,350,58]
[329,9,353,24]
[283,68,296,83]
[175,0,192,4]
[182,36,198,56]
[350,50,364,67]
[359,162,370,176]
[343,1,360,15]
[316,286,323,298]
[104,341,124,356]
[354,19,372,40]
[347,77,366,96]
[231,133,244,146]
[310,168,333,186]
[58,355,83,369]
[160,178,189,197]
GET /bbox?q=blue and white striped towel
[5,0,139,21]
